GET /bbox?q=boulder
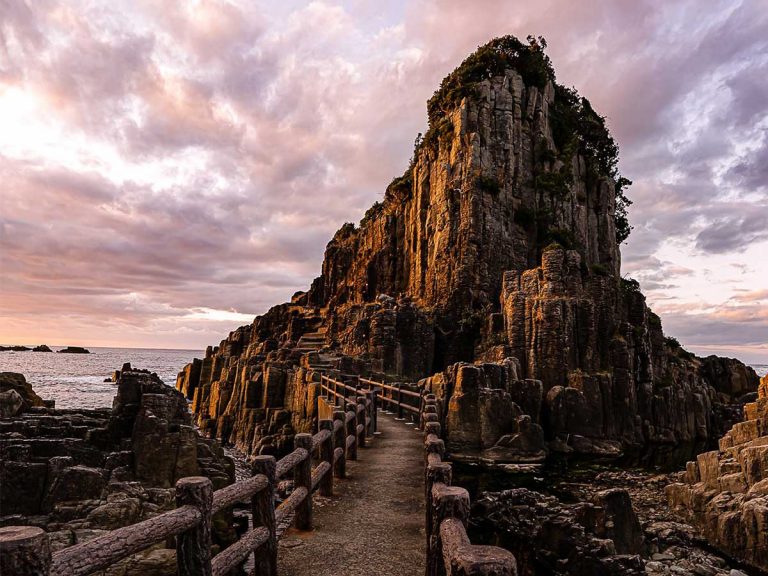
[0,372,45,411]
[0,389,24,417]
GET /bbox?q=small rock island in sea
[57,346,90,354]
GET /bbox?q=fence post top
[295,433,313,447]
[175,476,213,490]
[345,402,356,411]
[333,410,344,419]
[251,454,276,465]
[319,419,333,429]
[0,525,46,547]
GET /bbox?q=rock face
[177,36,757,460]
[33,345,53,352]
[666,373,768,571]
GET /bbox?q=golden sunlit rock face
[177,41,758,466]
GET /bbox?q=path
[277,413,426,576]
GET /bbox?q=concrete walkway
[277,413,426,576]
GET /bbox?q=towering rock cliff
[177,36,757,459]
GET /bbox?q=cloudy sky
[0,0,766,363]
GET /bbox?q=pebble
[653,552,676,561]
[729,571,748,576]
[693,565,717,576]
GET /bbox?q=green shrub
[536,169,572,198]
[543,242,563,252]
[360,201,383,226]
[620,277,641,293]
[546,228,579,250]
[590,263,610,276]
[665,336,681,350]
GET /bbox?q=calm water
[0,346,201,409]
[0,346,764,411]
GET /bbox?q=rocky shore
[0,367,236,575]
[468,465,760,575]
[667,374,768,572]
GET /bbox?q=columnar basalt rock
[177,36,757,461]
[0,369,233,524]
[666,374,768,571]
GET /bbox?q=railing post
[430,485,469,576]
[346,402,358,461]
[333,409,346,478]
[425,463,452,576]
[0,526,51,576]
[294,433,313,530]
[371,388,378,433]
[319,419,334,496]
[397,383,404,419]
[252,455,277,576]
[357,396,367,448]
[175,476,213,576]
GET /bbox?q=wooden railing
[0,392,375,576]
[359,376,421,418]
[421,394,518,576]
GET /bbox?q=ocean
[0,347,765,410]
[0,346,201,409]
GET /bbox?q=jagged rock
[33,345,52,352]
[0,372,45,411]
[667,373,768,571]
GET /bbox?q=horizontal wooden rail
[275,486,309,525]
[359,377,422,399]
[7,377,380,576]
[210,527,268,576]
[50,504,202,576]
[275,447,309,479]
[211,474,268,514]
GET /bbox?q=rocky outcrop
[0,372,45,413]
[33,345,53,352]
[666,373,768,571]
[58,346,90,354]
[0,369,234,539]
[470,487,645,575]
[419,359,547,462]
[178,36,757,461]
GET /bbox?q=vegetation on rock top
[421,34,634,244]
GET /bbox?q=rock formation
[470,487,645,575]
[0,368,235,574]
[0,372,46,415]
[58,346,90,354]
[666,374,768,571]
[177,35,757,461]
